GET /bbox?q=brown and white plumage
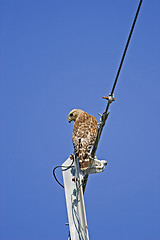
[68,109,98,171]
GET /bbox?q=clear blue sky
[0,0,160,239]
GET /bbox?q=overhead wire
[83,0,143,193]
[111,0,143,96]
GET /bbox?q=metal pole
[62,156,89,240]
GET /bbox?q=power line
[83,0,143,192]
[111,0,143,96]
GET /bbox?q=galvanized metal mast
[62,156,89,240]
[62,156,107,239]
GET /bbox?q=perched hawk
[68,109,98,171]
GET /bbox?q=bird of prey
[68,109,98,171]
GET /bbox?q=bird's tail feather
[78,139,90,171]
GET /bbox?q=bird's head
[68,109,84,123]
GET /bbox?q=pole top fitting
[103,94,115,104]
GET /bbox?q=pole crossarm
[82,0,143,193]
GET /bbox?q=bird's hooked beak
[68,117,71,123]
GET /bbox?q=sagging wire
[53,156,74,188]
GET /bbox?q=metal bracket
[82,156,107,175]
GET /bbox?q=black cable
[83,0,143,193]
[53,158,74,188]
[111,0,143,95]
[53,166,65,188]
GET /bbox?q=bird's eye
[70,113,73,117]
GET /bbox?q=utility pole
[62,155,107,240]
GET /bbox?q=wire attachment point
[103,94,115,104]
